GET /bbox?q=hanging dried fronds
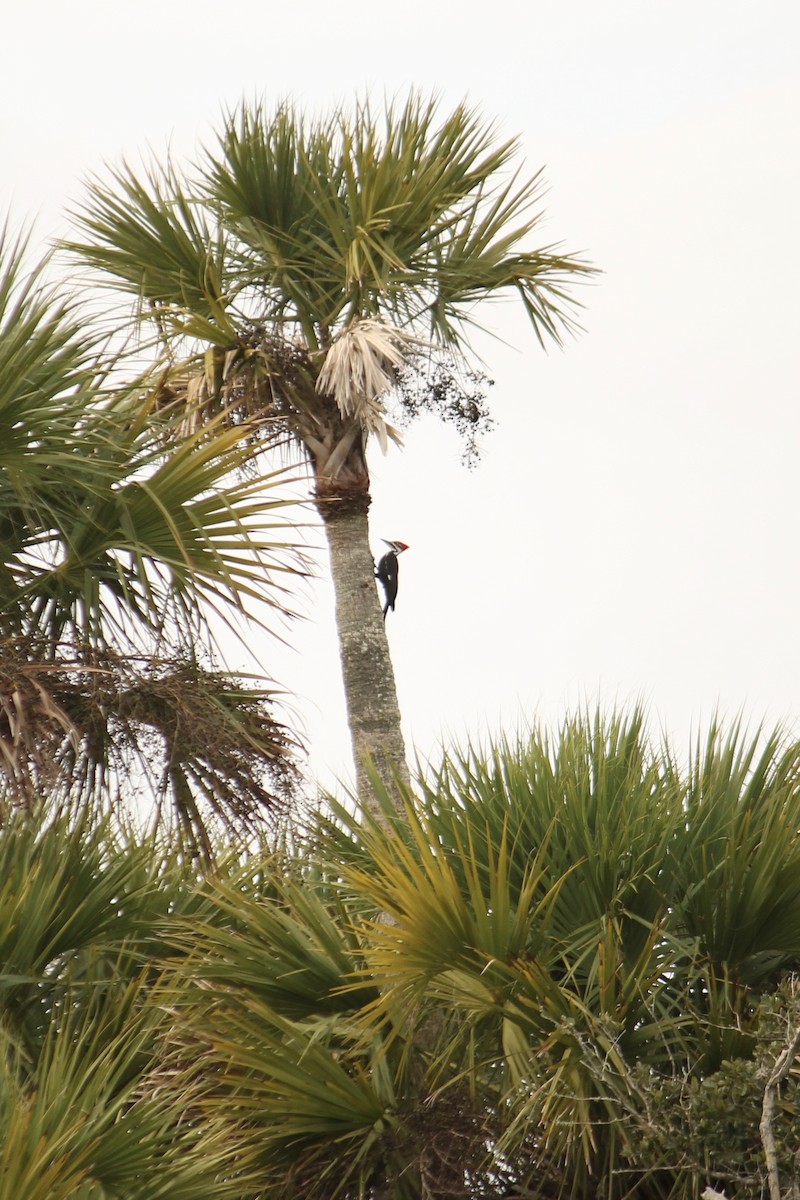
[0,640,301,853]
[315,319,417,451]
[152,330,321,451]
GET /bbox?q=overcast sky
[4,1,800,794]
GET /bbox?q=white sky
[4,1,800,795]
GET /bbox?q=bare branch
[760,1017,800,1200]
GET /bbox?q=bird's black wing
[375,552,399,614]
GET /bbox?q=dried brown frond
[152,328,321,452]
[280,1091,511,1200]
[0,638,302,850]
[0,648,78,807]
[404,1088,513,1199]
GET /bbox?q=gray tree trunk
[321,497,409,815]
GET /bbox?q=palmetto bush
[3,710,800,1198]
[172,710,800,1200]
[0,804,251,1200]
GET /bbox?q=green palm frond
[66,157,239,345]
[0,225,101,569]
[410,708,683,963]
[204,101,350,335]
[341,794,566,1020]
[174,862,375,1020]
[0,231,307,652]
[673,722,800,975]
[0,973,245,1200]
[1,383,304,647]
[0,808,251,1198]
[0,223,95,424]
[0,806,175,1061]
[197,1000,393,1147]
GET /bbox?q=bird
[374,539,409,619]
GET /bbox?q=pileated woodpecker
[374,539,409,618]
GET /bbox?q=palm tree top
[65,93,597,471]
[210,93,596,346]
[68,93,596,355]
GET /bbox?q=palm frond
[0,972,246,1200]
[0,224,101,571]
[2,377,306,647]
[672,721,800,1035]
[65,157,238,344]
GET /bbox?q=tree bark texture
[321,498,409,814]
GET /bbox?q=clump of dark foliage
[395,355,494,468]
[621,981,800,1200]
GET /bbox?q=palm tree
[0,224,305,850]
[66,93,595,810]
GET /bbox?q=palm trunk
[320,496,409,815]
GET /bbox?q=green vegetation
[1,94,797,1197]
[0,225,304,852]
[1,713,799,1197]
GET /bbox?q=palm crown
[68,95,594,487]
